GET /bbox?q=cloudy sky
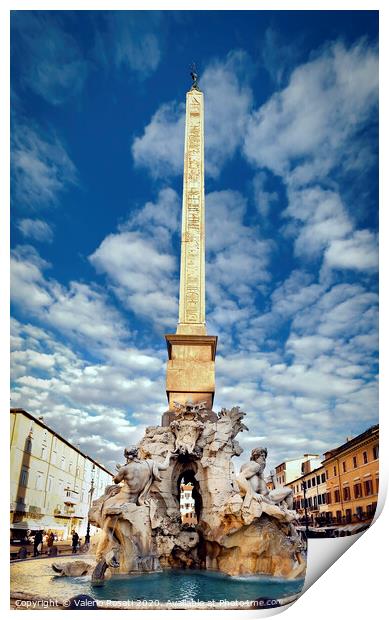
[10,10,378,473]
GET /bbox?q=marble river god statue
[86,403,306,584]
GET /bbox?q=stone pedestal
[164,333,217,417]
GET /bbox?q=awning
[338,523,370,534]
[11,518,67,531]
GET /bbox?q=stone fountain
[87,401,306,585]
[54,77,306,589]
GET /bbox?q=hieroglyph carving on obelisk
[177,87,206,336]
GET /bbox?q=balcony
[64,489,79,505]
[54,504,76,517]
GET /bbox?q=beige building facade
[275,454,322,486]
[290,466,328,523]
[10,408,113,540]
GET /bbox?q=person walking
[71,530,79,554]
[33,530,43,557]
[47,532,55,548]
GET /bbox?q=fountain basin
[11,556,304,609]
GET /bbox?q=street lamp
[301,480,309,540]
[84,466,95,546]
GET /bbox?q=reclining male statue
[237,447,294,516]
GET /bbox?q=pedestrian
[72,530,79,554]
[33,530,43,557]
[47,532,55,548]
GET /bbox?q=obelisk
[163,69,217,423]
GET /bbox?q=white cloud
[11,245,53,310]
[206,190,273,290]
[11,246,130,350]
[201,51,253,177]
[90,189,180,330]
[132,102,185,178]
[17,218,54,243]
[284,186,353,259]
[12,124,77,207]
[286,334,334,362]
[244,40,378,183]
[252,172,278,218]
[324,229,378,272]
[10,320,167,470]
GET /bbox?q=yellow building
[323,424,379,526]
[10,408,113,540]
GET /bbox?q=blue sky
[10,10,378,472]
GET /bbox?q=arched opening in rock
[172,456,203,522]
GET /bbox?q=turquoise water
[11,557,304,603]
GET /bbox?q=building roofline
[285,464,326,486]
[275,454,321,468]
[10,408,114,477]
[322,424,379,464]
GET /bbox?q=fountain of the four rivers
[11,71,306,609]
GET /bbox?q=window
[333,466,337,476]
[76,466,80,478]
[345,508,352,523]
[47,476,54,493]
[321,473,326,483]
[51,451,57,465]
[326,492,332,504]
[322,493,327,504]
[316,475,320,485]
[61,456,65,470]
[307,479,311,488]
[68,461,73,473]
[41,446,47,460]
[353,456,358,468]
[336,510,342,523]
[334,489,340,503]
[364,480,373,496]
[318,495,322,505]
[363,451,368,464]
[20,466,29,487]
[342,461,347,473]
[354,483,363,499]
[373,445,379,460]
[343,487,351,501]
[312,478,316,487]
[325,470,329,480]
[35,472,44,491]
